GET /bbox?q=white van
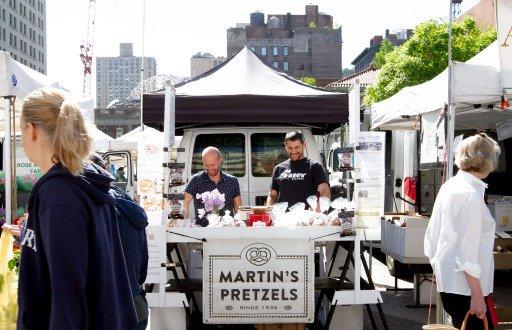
[175,126,323,207]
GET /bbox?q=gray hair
[455,133,501,174]
[202,146,221,160]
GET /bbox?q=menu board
[354,132,385,228]
[137,131,165,226]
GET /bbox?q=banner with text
[137,132,165,226]
[498,0,512,91]
[203,239,314,324]
[354,131,386,229]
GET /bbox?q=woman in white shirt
[424,133,500,330]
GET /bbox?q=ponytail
[53,100,92,175]
[21,88,92,175]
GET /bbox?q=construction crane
[80,0,96,98]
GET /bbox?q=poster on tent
[498,0,512,92]
[137,131,165,226]
[420,109,445,165]
[354,131,385,228]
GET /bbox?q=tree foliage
[373,39,395,69]
[301,76,317,86]
[364,16,496,106]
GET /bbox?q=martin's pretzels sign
[203,239,314,324]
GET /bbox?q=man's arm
[318,183,331,199]
[233,196,242,214]
[183,192,193,219]
[267,189,279,206]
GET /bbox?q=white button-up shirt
[424,170,495,296]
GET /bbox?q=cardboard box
[488,201,512,232]
[382,216,429,258]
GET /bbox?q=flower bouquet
[195,189,225,227]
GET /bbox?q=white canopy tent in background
[88,125,114,151]
[371,41,512,131]
[110,125,174,151]
[0,51,98,223]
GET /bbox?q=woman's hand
[469,294,487,319]
[1,224,21,237]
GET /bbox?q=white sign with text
[203,239,314,324]
[498,0,512,91]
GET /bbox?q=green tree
[364,16,496,106]
[373,39,395,68]
[301,76,317,86]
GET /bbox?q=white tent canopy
[371,41,508,130]
[110,125,170,151]
[175,47,334,97]
[88,125,113,151]
[0,51,62,98]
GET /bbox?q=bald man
[183,146,242,220]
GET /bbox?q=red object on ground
[247,213,271,227]
[403,177,417,203]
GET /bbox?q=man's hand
[266,189,278,206]
[469,294,487,319]
[183,192,193,219]
[318,183,331,200]
[233,196,242,214]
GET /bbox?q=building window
[324,34,329,42]
[283,61,289,71]
[283,46,288,56]
[334,34,339,42]
[273,46,278,56]
[273,61,278,69]
[261,46,267,56]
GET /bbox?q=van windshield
[192,134,246,177]
[251,133,288,177]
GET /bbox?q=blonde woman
[17,88,137,329]
[425,133,500,330]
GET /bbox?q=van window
[192,134,246,177]
[251,133,288,177]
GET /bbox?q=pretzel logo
[246,246,271,266]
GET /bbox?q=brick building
[351,29,413,74]
[227,5,342,87]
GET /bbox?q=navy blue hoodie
[110,186,148,297]
[17,163,137,330]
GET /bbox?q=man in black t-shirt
[267,131,330,209]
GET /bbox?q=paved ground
[148,252,512,329]
[362,254,512,330]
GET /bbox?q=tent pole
[139,0,146,131]
[445,0,455,181]
[11,97,16,220]
[3,96,13,224]
[437,0,455,325]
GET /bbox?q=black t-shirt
[270,157,329,206]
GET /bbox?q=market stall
[370,4,512,323]
[136,48,392,329]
